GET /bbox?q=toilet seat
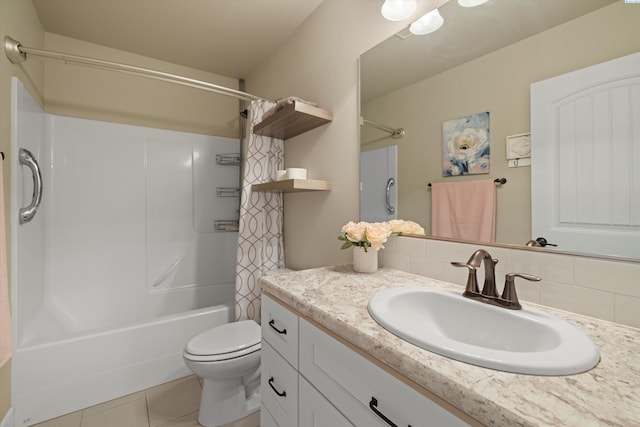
[184,320,261,362]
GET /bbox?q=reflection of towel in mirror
[431,179,496,242]
[261,97,318,121]
[0,160,12,367]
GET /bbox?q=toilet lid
[185,320,261,358]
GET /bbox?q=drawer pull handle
[268,377,287,397]
[268,319,287,335]
[369,397,411,427]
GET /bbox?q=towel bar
[428,178,506,187]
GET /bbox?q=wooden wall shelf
[253,101,333,140]
[252,179,332,193]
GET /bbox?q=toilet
[183,320,261,427]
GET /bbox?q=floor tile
[80,396,148,427]
[146,376,202,427]
[221,411,260,427]
[155,411,200,427]
[81,391,147,418]
[33,411,82,427]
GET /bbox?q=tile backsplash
[380,236,640,329]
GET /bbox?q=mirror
[360,0,640,260]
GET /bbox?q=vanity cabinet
[260,294,470,427]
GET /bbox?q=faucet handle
[451,261,479,294]
[501,273,541,309]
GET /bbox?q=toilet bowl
[183,320,261,427]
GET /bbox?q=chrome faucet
[452,249,541,310]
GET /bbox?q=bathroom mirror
[360,0,640,261]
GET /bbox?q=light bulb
[457,0,490,7]
[409,8,444,35]
[381,0,417,21]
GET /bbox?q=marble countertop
[259,265,640,427]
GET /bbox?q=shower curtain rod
[360,117,405,139]
[4,36,270,103]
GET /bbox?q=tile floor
[33,376,260,427]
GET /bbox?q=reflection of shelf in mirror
[253,101,333,140]
[252,179,331,193]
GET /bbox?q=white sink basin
[368,287,600,375]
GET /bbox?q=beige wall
[246,0,447,270]
[363,2,640,245]
[0,0,45,419]
[44,33,242,139]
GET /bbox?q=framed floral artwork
[442,112,490,176]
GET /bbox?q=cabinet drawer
[261,340,298,427]
[262,295,299,367]
[299,319,469,427]
[299,376,353,427]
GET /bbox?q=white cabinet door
[531,51,640,258]
[261,341,298,427]
[299,377,353,427]
[299,319,469,427]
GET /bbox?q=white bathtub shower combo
[10,78,242,425]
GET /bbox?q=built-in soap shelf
[214,220,239,232]
[216,187,240,197]
[215,153,241,166]
[214,153,240,229]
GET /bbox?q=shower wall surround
[13,78,239,345]
[381,236,640,328]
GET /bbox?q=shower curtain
[235,100,284,322]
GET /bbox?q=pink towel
[0,160,12,367]
[431,179,496,242]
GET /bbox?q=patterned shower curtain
[235,100,285,322]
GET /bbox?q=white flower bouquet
[338,219,425,252]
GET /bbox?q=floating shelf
[253,101,333,140]
[252,179,332,193]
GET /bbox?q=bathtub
[12,304,232,426]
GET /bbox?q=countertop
[259,265,640,427]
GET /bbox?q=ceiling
[361,0,617,102]
[32,0,324,79]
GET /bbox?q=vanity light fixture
[381,0,417,21]
[457,0,490,7]
[409,8,444,35]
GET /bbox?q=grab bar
[385,178,395,214]
[18,148,43,224]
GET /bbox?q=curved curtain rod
[360,117,405,139]
[4,36,270,103]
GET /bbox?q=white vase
[353,247,378,273]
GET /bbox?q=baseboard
[0,407,14,427]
